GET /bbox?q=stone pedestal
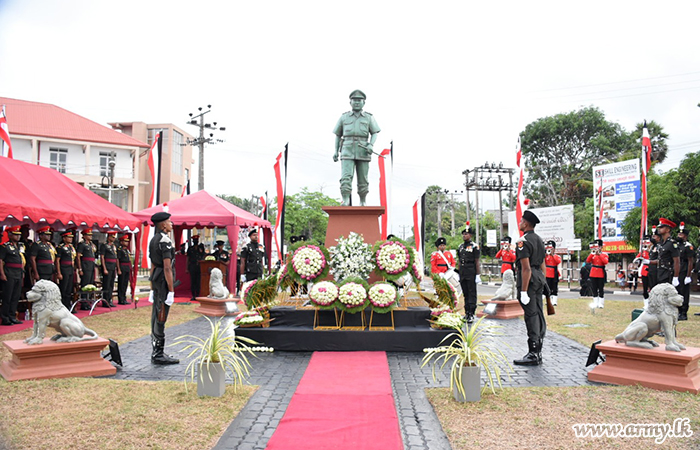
[194,296,238,317]
[476,299,523,319]
[323,206,385,248]
[0,337,116,381]
[587,340,700,394]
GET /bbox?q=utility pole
[436,198,442,238]
[186,105,226,191]
[448,190,456,236]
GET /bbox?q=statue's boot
[514,339,541,366]
[151,339,180,365]
[341,194,351,206]
[359,194,367,206]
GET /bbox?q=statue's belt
[342,136,368,141]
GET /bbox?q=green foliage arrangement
[240,275,278,310]
[431,274,458,309]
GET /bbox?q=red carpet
[0,295,192,336]
[266,352,402,450]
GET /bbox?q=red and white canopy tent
[132,190,272,295]
[0,158,142,297]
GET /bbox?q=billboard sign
[508,205,574,249]
[592,159,639,253]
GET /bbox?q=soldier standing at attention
[675,222,694,321]
[495,236,516,274]
[117,234,133,305]
[19,224,34,287]
[514,210,547,366]
[655,218,680,286]
[240,229,265,282]
[186,235,204,301]
[213,240,230,266]
[149,211,179,365]
[0,226,25,325]
[586,239,609,309]
[30,226,56,282]
[333,90,381,206]
[55,229,77,309]
[647,227,661,290]
[100,231,119,307]
[76,230,97,288]
[544,240,562,306]
[430,237,455,276]
[457,223,481,323]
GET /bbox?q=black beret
[289,236,299,244]
[522,210,540,225]
[216,240,225,246]
[501,236,512,243]
[151,211,171,224]
[461,227,475,235]
[435,237,446,247]
[248,229,258,237]
[545,240,556,248]
[298,235,307,241]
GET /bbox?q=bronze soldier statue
[333,89,381,206]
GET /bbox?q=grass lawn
[0,302,257,450]
[429,296,700,449]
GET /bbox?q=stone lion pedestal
[587,340,700,394]
[476,299,524,320]
[194,297,239,317]
[0,337,116,381]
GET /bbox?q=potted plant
[422,316,511,402]
[172,317,271,397]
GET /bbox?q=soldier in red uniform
[430,237,455,275]
[634,234,652,308]
[544,240,562,306]
[495,236,516,274]
[586,239,609,308]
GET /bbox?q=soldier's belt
[502,261,514,265]
[37,260,53,264]
[592,265,605,269]
[60,261,73,266]
[120,262,132,266]
[5,263,23,268]
[105,258,118,263]
[82,257,95,262]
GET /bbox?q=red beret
[38,226,52,234]
[119,234,130,241]
[5,226,22,235]
[106,230,118,236]
[657,218,676,228]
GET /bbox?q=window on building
[99,151,114,177]
[171,182,182,194]
[172,130,183,175]
[49,148,68,173]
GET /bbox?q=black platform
[235,306,454,352]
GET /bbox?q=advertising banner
[508,205,574,252]
[592,159,639,253]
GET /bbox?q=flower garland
[240,279,258,305]
[309,281,339,309]
[329,232,375,281]
[429,304,453,317]
[431,273,459,309]
[431,312,466,330]
[288,242,330,283]
[336,277,369,313]
[373,240,413,282]
[234,310,264,326]
[411,248,424,284]
[368,282,398,314]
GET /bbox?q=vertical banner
[640,122,652,244]
[0,105,13,159]
[592,159,640,253]
[515,136,525,236]
[378,143,393,239]
[273,146,287,258]
[412,193,426,265]
[140,132,161,268]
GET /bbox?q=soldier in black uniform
[100,231,119,307]
[655,218,680,286]
[19,224,34,288]
[213,240,230,265]
[457,224,481,323]
[0,226,26,325]
[675,222,694,321]
[30,226,56,282]
[55,229,77,309]
[186,235,204,301]
[240,229,265,282]
[149,211,179,365]
[514,210,547,366]
[76,229,98,288]
[117,234,133,305]
[647,227,660,289]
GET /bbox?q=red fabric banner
[378,148,392,239]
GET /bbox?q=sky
[1,0,699,238]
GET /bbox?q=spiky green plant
[421,316,512,398]
[173,317,260,393]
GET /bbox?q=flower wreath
[410,248,424,284]
[240,279,258,306]
[309,281,339,310]
[241,276,278,309]
[372,239,414,282]
[336,277,369,314]
[287,242,330,284]
[431,273,459,309]
[234,310,265,326]
[368,282,399,314]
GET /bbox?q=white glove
[241,274,247,283]
[148,291,154,303]
[165,291,175,306]
[520,291,530,305]
[475,274,481,283]
[642,259,650,264]
[685,277,692,285]
[438,272,446,279]
[672,277,679,287]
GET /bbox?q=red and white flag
[273,146,288,258]
[0,105,13,159]
[412,193,426,266]
[259,195,267,219]
[378,146,393,239]
[140,133,161,268]
[515,136,526,236]
[640,121,652,243]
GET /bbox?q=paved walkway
[110,314,594,450]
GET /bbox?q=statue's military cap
[349,89,366,100]
[151,211,171,224]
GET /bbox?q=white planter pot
[197,362,227,397]
[452,365,480,402]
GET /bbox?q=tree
[627,120,670,164]
[217,194,260,214]
[520,106,633,207]
[268,188,340,245]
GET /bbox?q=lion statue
[209,268,230,300]
[24,280,98,345]
[614,283,685,352]
[491,269,517,300]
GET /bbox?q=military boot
[514,340,541,366]
[151,339,180,365]
[535,339,543,364]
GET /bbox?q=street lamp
[186,105,226,191]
